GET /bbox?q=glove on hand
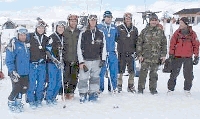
[99,60,105,68]
[10,71,20,83]
[193,56,199,65]
[83,65,89,72]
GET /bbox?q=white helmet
[15,26,28,39]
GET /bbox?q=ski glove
[83,65,89,72]
[53,58,64,70]
[99,60,105,68]
[193,56,199,65]
[10,71,20,83]
[169,54,175,62]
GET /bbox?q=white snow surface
[1,1,200,118]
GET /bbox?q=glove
[169,54,175,62]
[193,56,199,65]
[83,65,89,72]
[10,71,20,83]
[53,59,64,69]
[99,60,105,68]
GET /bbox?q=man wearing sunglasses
[77,14,107,103]
[6,27,30,113]
[136,13,167,95]
[97,11,118,94]
[26,20,50,109]
[117,12,138,93]
[60,14,81,100]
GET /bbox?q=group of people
[5,10,199,113]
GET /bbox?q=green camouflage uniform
[136,25,167,92]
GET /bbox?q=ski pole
[58,46,66,108]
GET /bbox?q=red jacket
[169,26,199,57]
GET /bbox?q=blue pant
[99,52,118,91]
[27,63,46,102]
[45,63,62,101]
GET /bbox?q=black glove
[193,56,199,65]
[10,71,20,83]
[99,60,105,68]
[83,65,89,72]
[169,54,175,62]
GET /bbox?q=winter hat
[180,17,189,25]
[67,14,79,21]
[149,13,158,21]
[103,11,112,18]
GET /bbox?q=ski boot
[79,93,87,104]
[16,99,24,112]
[117,84,122,93]
[8,100,20,113]
[88,92,98,102]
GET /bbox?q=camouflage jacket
[136,25,167,63]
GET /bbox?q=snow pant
[78,60,101,94]
[27,63,46,103]
[118,53,135,85]
[45,63,62,101]
[60,61,79,94]
[99,52,118,91]
[138,61,159,91]
[8,75,29,101]
[168,57,193,91]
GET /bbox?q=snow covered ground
[0,22,200,119]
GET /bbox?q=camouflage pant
[138,61,159,91]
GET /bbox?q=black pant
[168,57,193,91]
[60,61,79,94]
[8,75,29,101]
[118,53,134,74]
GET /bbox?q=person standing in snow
[5,27,30,113]
[167,17,199,96]
[97,11,118,93]
[117,12,138,93]
[60,14,81,100]
[26,20,49,109]
[136,13,167,95]
[45,21,66,106]
[77,14,107,103]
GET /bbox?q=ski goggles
[88,15,98,20]
[36,21,47,27]
[57,21,67,26]
[17,28,28,34]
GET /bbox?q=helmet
[103,11,112,18]
[67,14,79,21]
[123,12,132,19]
[149,13,158,21]
[55,21,67,27]
[36,20,47,28]
[15,26,28,39]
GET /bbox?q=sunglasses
[17,28,28,34]
[57,21,67,26]
[88,15,98,20]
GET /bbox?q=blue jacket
[6,37,30,75]
[97,23,118,52]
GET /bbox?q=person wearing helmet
[97,11,118,93]
[26,19,50,109]
[5,27,30,113]
[77,14,107,103]
[45,20,66,106]
[117,12,138,93]
[60,14,80,100]
[136,13,167,94]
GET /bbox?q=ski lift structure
[137,10,162,24]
